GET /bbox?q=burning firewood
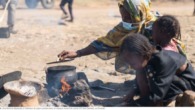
[60,77,71,96]
[60,79,93,106]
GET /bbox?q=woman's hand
[58,50,78,61]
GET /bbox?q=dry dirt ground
[0,0,195,107]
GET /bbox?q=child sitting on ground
[152,15,186,56]
[120,33,195,106]
[123,15,188,104]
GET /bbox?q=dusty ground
[0,0,195,107]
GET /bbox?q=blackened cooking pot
[46,65,77,97]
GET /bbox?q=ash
[40,96,68,107]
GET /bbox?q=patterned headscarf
[91,0,157,74]
[118,0,154,23]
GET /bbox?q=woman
[119,33,195,106]
[58,0,157,74]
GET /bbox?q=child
[119,33,195,106]
[152,15,186,56]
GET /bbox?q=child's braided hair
[120,33,154,60]
[155,15,181,40]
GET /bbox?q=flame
[60,77,71,94]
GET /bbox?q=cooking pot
[46,65,77,97]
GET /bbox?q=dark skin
[57,6,147,104]
[60,0,74,22]
[121,50,188,105]
[58,45,96,60]
[122,52,150,102]
[57,5,188,106]
[57,6,148,104]
[152,22,172,47]
[58,6,132,60]
[119,6,134,23]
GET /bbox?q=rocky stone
[61,79,93,106]
[41,96,68,107]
